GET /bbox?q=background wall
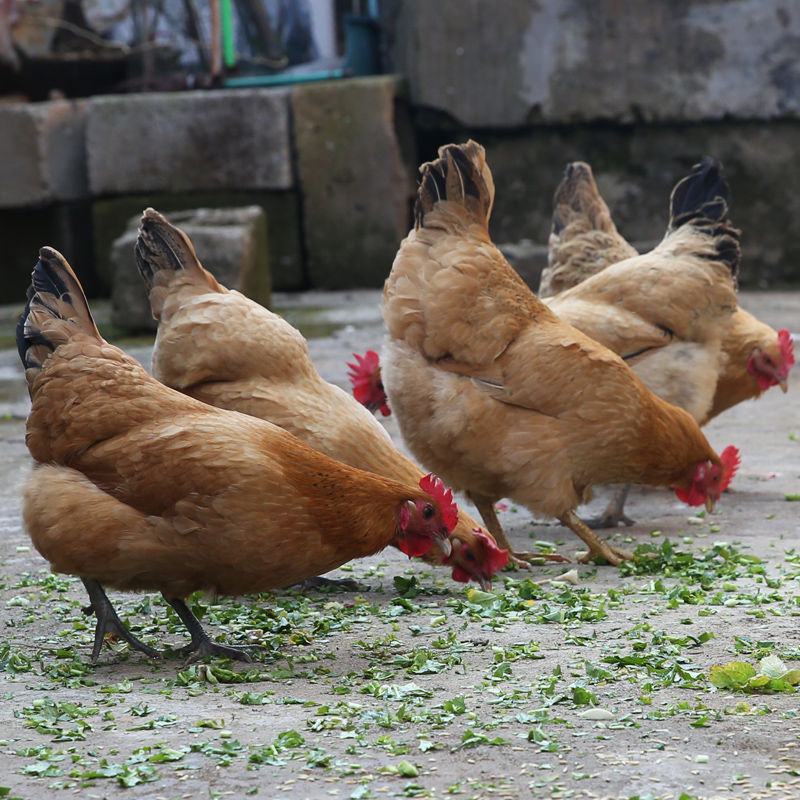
[381,0,800,287]
[0,0,798,306]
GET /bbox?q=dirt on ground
[0,291,798,800]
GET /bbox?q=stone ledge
[87,89,293,196]
[291,75,415,289]
[0,99,88,208]
[384,0,800,127]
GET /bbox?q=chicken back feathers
[382,141,728,521]
[135,209,508,586]
[545,158,740,423]
[540,162,638,298]
[542,159,792,420]
[19,248,455,598]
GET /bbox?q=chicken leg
[81,579,161,663]
[469,492,570,568]
[163,596,253,663]
[559,511,633,566]
[583,484,636,529]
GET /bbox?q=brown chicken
[542,159,740,525]
[540,162,638,298]
[133,209,511,584]
[544,160,794,426]
[18,248,458,663]
[382,140,740,566]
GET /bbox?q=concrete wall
[383,0,800,286]
[382,0,800,127]
[0,76,415,303]
[1,1,799,308]
[461,121,800,288]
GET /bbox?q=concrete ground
[0,290,798,800]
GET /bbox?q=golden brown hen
[382,141,740,567]
[543,159,741,525]
[544,160,794,425]
[133,209,510,586]
[540,162,638,298]
[19,249,457,663]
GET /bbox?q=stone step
[110,206,270,332]
[87,88,293,196]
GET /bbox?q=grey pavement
[0,290,798,800]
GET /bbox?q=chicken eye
[464,551,476,563]
[422,504,435,519]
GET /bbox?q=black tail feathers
[668,157,740,277]
[16,247,99,375]
[134,208,189,293]
[16,283,48,370]
[414,140,492,229]
[669,157,729,229]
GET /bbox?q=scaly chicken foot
[295,576,367,592]
[559,511,633,567]
[164,597,254,663]
[583,485,636,529]
[81,579,162,664]
[468,493,569,568]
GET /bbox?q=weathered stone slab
[87,89,292,195]
[93,191,303,294]
[0,100,88,208]
[383,0,800,127]
[110,206,269,332]
[291,75,415,288]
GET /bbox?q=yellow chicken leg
[560,511,633,566]
[469,493,570,568]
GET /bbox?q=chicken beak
[435,536,452,558]
[704,496,715,513]
[478,576,492,592]
[779,379,788,393]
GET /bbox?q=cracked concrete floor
[0,290,798,800]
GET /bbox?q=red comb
[719,445,741,492]
[473,528,510,574]
[419,473,458,533]
[778,330,795,371]
[347,350,379,382]
[346,350,390,416]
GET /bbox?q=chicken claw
[178,639,255,665]
[81,579,161,663]
[164,597,253,663]
[560,512,633,567]
[577,544,633,567]
[507,551,571,569]
[508,553,534,570]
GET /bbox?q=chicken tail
[134,208,222,320]
[551,161,615,236]
[667,156,740,277]
[16,247,102,381]
[414,139,495,232]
